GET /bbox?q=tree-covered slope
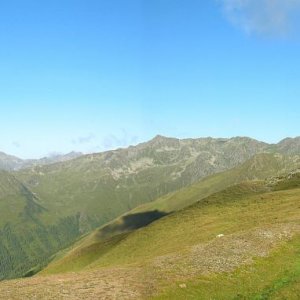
[0,171,84,279]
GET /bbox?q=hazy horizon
[2,133,300,160]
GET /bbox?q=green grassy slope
[41,152,300,275]
[2,171,299,299]
[0,137,275,279]
[155,236,300,300]
[129,152,300,213]
[1,136,300,281]
[15,136,273,225]
[42,155,300,273]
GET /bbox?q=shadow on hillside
[100,210,169,238]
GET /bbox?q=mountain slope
[1,136,300,280]
[14,136,274,225]
[129,152,300,214]
[0,171,44,226]
[0,171,85,280]
[40,152,300,275]
[276,136,300,155]
[0,152,23,171]
[1,171,300,299]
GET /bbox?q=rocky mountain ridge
[0,151,83,171]
[0,135,300,280]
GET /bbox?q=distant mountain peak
[278,136,300,144]
[0,151,83,171]
[152,134,170,141]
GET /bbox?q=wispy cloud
[101,132,139,150]
[12,141,21,148]
[219,0,300,36]
[72,133,95,145]
[72,130,139,154]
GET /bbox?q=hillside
[0,152,23,171]
[43,154,300,273]
[0,171,85,280]
[14,136,300,225]
[1,171,299,299]
[128,152,300,214]
[0,171,44,227]
[0,136,300,280]
[40,152,300,276]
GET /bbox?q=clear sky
[0,0,300,158]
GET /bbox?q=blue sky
[0,0,300,158]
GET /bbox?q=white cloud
[219,0,300,36]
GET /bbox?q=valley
[2,1,300,298]
[0,168,299,299]
[0,136,299,299]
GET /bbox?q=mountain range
[0,151,82,171]
[0,135,299,299]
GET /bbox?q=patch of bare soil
[151,223,300,280]
[0,267,155,300]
